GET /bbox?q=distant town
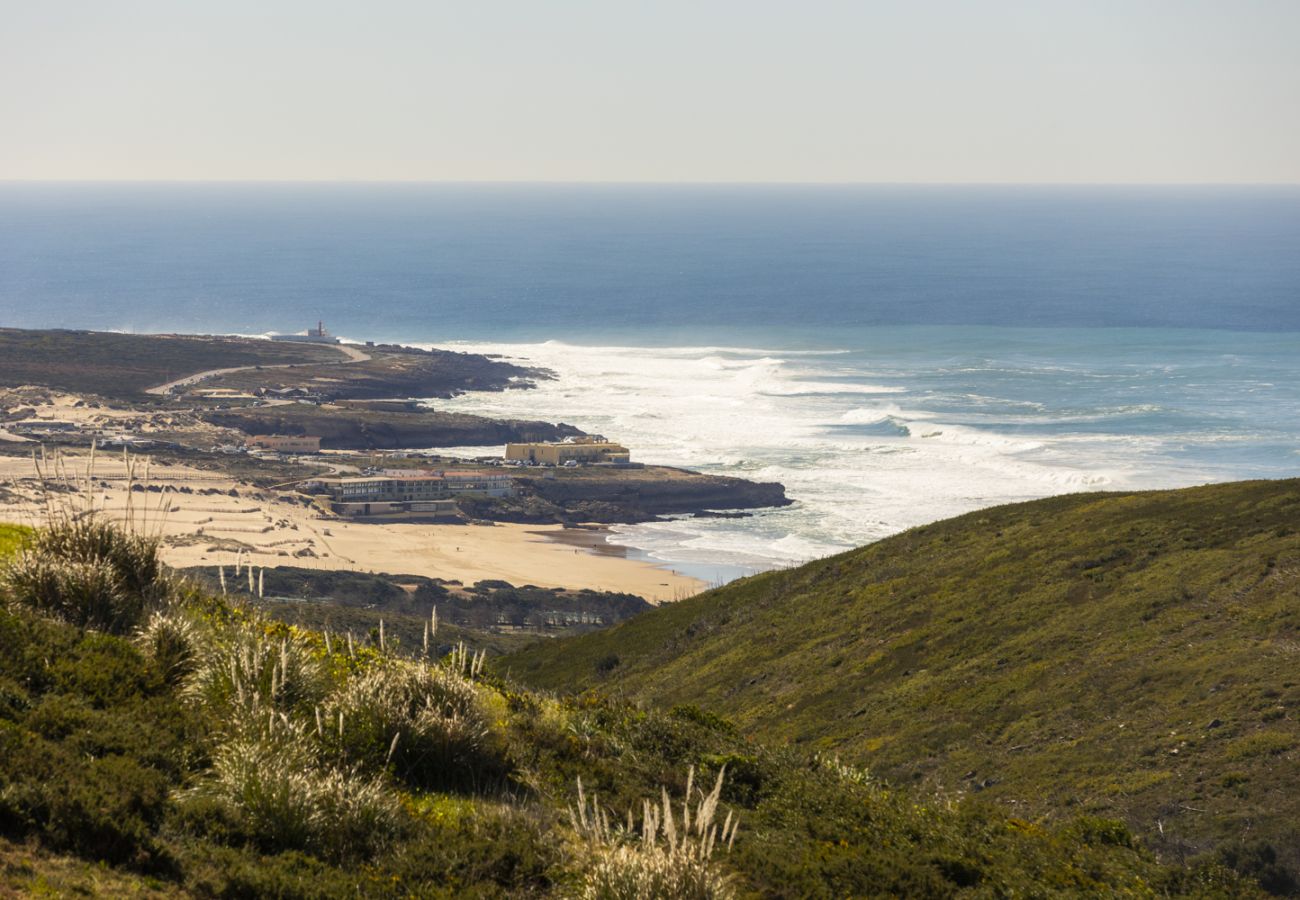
[0,325,787,561]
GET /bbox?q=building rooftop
[317,470,509,485]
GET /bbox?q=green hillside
[505,479,1300,887]
[0,519,1265,896]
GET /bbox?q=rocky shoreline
[202,404,584,450]
[0,327,795,529]
[457,466,791,525]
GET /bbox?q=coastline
[0,451,703,603]
[537,521,758,588]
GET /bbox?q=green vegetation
[0,518,1264,896]
[199,344,540,400]
[201,402,580,450]
[183,564,651,633]
[0,524,30,559]
[4,518,168,632]
[506,479,1300,889]
[0,328,336,398]
[0,327,541,403]
[251,596,539,658]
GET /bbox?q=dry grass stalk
[571,767,738,900]
[450,641,486,680]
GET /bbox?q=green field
[506,479,1300,887]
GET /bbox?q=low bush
[0,709,172,868]
[1,553,142,633]
[325,658,503,791]
[1,519,167,634]
[188,714,401,860]
[136,609,201,687]
[181,845,354,900]
[31,518,163,599]
[186,619,331,719]
[390,803,563,893]
[582,843,732,900]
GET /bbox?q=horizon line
[2,178,1299,188]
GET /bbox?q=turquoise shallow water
[1,184,1297,580]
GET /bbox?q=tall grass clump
[572,767,738,900]
[324,657,501,791]
[190,709,402,859]
[1,448,175,633]
[135,607,202,686]
[30,517,164,598]
[0,519,168,634]
[185,617,332,719]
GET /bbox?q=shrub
[0,724,170,867]
[1225,731,1296,760]
[49,631,160,708]
[182,845,354,900]
[670,705,736,735]
[186,619,331,719]
[136,609,201,687]
[203,728,319,851]
[324,658,502,791]
[2,553,141,634]
[390,803,563,893]
[1068,815,1135,849]
[190,715,401,860]
[0,519,167,634]
[30,519,163,599]
[1215,842,1299,896]
[595,653,621,675]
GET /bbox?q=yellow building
[504,437,630,466]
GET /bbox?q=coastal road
[145,342,370,396]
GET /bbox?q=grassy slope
[505,479,1300,872]
[0,521,1262,896]
[0,328,337,398]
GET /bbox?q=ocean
[3,183,1299,582]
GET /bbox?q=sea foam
[422,332,1300,583]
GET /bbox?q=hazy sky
[3,1,1298,183]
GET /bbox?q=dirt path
[145,343,371,396]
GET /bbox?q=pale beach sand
[0,450,702,603]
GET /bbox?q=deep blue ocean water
[2,183,1298,581]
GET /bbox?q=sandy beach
[0,449,702,603]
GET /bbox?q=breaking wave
[427,332,1300,583]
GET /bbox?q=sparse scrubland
[0,513,1269,896]
[509,479,1300,894]
[0,327,536,401]
[0,328,337,398]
